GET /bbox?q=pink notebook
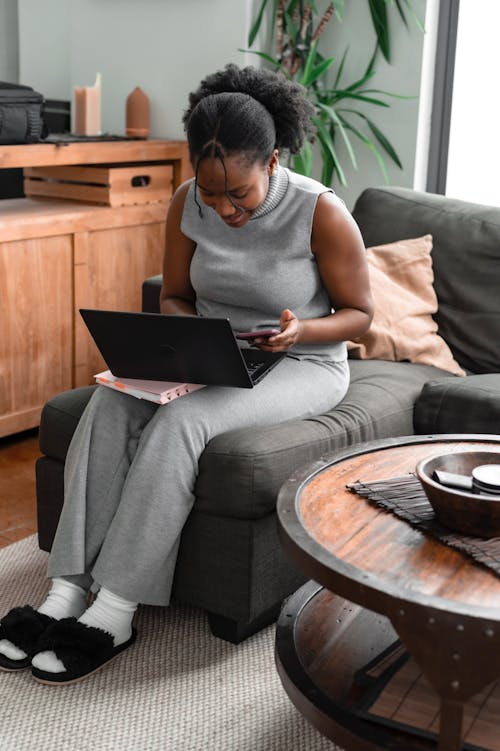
[94,370,205,405]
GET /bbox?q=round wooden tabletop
[277,434,500,621]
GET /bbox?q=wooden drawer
[24,163,173,206]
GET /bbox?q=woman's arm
[259,192,373,351]
[159,181,198,316]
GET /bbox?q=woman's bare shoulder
[169,178,194,214]
[313,191,362,244]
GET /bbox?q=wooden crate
[23,163,173,206]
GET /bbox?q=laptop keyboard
[241,349,284,385]
[245,360,263,377]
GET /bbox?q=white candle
[73,73,101,136]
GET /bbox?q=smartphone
[235,328,280,340]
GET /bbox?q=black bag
[0,82,47,144]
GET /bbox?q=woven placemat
[347,475,500,577]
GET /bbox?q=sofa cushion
[142,274,162,314]
[352,187,500,374]
[348,235,464,376]
[195,359,454,520]
[414,373,500,434]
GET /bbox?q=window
[446,0,500,205]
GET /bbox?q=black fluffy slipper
[31,617,137,685]
[0,605,54,671]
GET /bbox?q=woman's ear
[267,149,280,176]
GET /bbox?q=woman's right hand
[256,309,300,352]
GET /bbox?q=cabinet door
[0,235,73,437]
[74,221,165,386]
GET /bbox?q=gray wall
[320,0,427,207]
[10,0,426,208]
[17,0,254,140]
[0,0,19,82]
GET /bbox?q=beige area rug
[0,536,342,751]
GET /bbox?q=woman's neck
[250,165,288,220]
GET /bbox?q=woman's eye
[230,193,247,200]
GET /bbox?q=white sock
[0,639,26,661]
[32,588,138,674]
[37,578,88,620]
[79,588,137,646]
[0,578,87,662]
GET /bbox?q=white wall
[18,0,254,138]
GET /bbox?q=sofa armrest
[414,373,500,433]
[142,274,162,313]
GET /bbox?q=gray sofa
[35,186,500,642]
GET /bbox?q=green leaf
[248,0,272,47]
[364,119,403,168]
[364,44,378,77]
[321,148,335,186]
[359,88,415,101]
[338,109,402,175]
[317,102,357,168]
[332,91,390,107]
[368,0,391,62]
[340,118,390,183]
[366,140,390,183]
[239,49,281,69]
[340,108,402,168]
[394,0,409,29]
[332,0,345,22]
[299,40,319,87]
[395,0,425,33]
[312,115,347,185]
[283,6,300,44]
[333,48,348,88]
[293,140,314,176]
[300,55,336,87]
[341,69,376,93]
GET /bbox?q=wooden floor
[0,428,40,548]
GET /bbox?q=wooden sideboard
[0,139,192,437]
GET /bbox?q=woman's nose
[214,194,235,217]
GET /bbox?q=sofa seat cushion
[414,373,500,434]
[39,361,453,522]
[195,359,453,520]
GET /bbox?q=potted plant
[245,0,423,186]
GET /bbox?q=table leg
[438,699,464,751]
[389,598,500,751]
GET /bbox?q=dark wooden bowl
[416,451,500,538]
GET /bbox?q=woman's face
[195,150,279,228]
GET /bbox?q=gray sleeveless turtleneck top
[180,165,347,362]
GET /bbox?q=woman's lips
[223,213,247,227]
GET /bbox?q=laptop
[79,309,285,388]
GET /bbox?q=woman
[0,64,372,684]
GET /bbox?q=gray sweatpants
[48,356,349,605]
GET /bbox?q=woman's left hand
[254,308,300,352]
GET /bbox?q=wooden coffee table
[275,435,500,751]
